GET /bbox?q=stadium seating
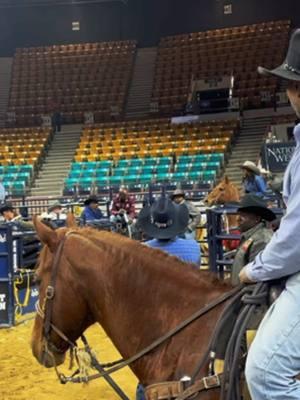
[0,127,51,195]
[8,40,137,126]
[152,20,291,115]
[64,118,238,194]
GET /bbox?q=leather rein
[36,231,243,398]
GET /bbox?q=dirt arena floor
[0,315,138,400]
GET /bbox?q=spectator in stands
[110,187,136,222]
[136,195,201,400]
[81,196,103,222]
[0,203,34,231]
[0,181,6,203]
[171,189,201,239]
[239,29,300,400]
[231,194,275,285]
[49,98,62,133]
[241,160,267,196]
[138,195,201,265]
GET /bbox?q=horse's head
[31,215,92,368]
[204,176,240,206]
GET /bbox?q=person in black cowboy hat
[230,194,276,286]
[136,195,201,400]
[138,195,201,265]
[81,195,103,222]
[239,29,300,400]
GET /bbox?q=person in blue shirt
[241,160,267,197]
[81,195,103,222]
[136,195,201,400]
[239,29,300,400]
[138,195,201,266]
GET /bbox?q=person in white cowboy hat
[171,189,201,239]
[238,29,300,400]
[40,201,68,228]
[241,160,267,197]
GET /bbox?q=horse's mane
[66,227,230,292]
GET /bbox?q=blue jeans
[136,383,146,400]
[245,272,300,399]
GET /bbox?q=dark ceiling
[0,0,127,8]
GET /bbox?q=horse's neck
[69,235,227,383]
[226,214,239,229]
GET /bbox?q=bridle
[36,233,78,357]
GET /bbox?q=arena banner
[0,282,10,326]
[262,142,296,172]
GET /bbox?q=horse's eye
[219,188,224,191]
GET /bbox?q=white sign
[0,234,6,243]
[0,294,6,311]
[224,4,232,14]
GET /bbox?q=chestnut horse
[205,176,241,251]
[31,217,238,400]
[205,176,240,209]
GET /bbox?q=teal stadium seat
[141,165,155,174]
[65,178,78,187]
[95,168,109,176]
[95,176,109,185]
[70,170,82,179]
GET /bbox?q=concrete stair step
[44,163,73,168]
[48,148,76,153]
[42,164,71,170]
[39,174,68,180]
[230,152,259,157]
[52,139,80,143]
[238,139,263,143]
[232,144,261,149]
[34,184,64,190]
[38,175,67,181]
[33,185,63,191]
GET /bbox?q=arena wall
[0,0,299,55]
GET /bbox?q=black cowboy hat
[84,195,99,206]
[237,194,276,222]
[0,203,14,215]
[258,29,300,81]
[138,196,189,240]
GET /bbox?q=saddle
[145,279,287,400]
[215,278,286,363]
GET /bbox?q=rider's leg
[245,272,300,400]
[136,383,146,400]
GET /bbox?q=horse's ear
[224,175,230,184]
[33,215,58,252]
[66,213,77,228]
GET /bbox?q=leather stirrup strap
[145,375,222,400]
